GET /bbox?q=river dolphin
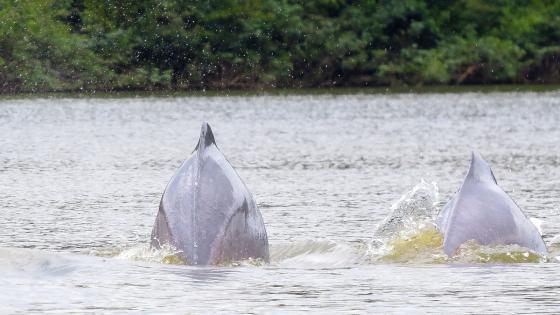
[436,151,547,256]
[151,122,270,265]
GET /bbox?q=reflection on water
[2,92,560,312]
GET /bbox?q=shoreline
[1,84,559,100]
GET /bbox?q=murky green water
[1,92,560,313]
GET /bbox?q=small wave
[371,226,547,264]
[109,239,366,268]
[113,244,267,267]
[270,239,367,268]
[95,176,554,267]
[372,223,447,264]
[450,241,547,264]
[115,244,187,265]
[0,247,80,277]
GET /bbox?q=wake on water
[103,179,559,266]
[3,180,558,271]
[103,180,443,267]
[370,180,554,264]
[108,240,366,268]
[104,180,560,266]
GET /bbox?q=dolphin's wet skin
[152,124,548,266]
[436,151,547,256]
[2,93,560,312]
[151,122,269,265]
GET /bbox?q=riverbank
[1,84,560,100]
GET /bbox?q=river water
[1,92,560,313]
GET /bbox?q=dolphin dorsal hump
[465,150,497,184]
[194,122,217,152]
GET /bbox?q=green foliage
[0,0,559,92]
[0,0,106,91]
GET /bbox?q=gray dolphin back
[151,123,269,265]
[436,151,547,256]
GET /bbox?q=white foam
[271,239,366,268]
[374,179,439,240]
[116,244,184,264]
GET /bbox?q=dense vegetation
[1,0,559,92]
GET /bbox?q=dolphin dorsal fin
[194,122,217,152]
[466,150,497,184]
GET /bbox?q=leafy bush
[0,0,559,92]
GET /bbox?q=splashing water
[106,244,269,267]
[102,176,551,267]
[108,177,552,267]
[373,223,548,264]
[375,224,446,264]
[451,241,547,264]
[370,180,550,264]
[101,240,367,268]
[370,180,442,262]
[115,244,187,265]
[373,179,439,240]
